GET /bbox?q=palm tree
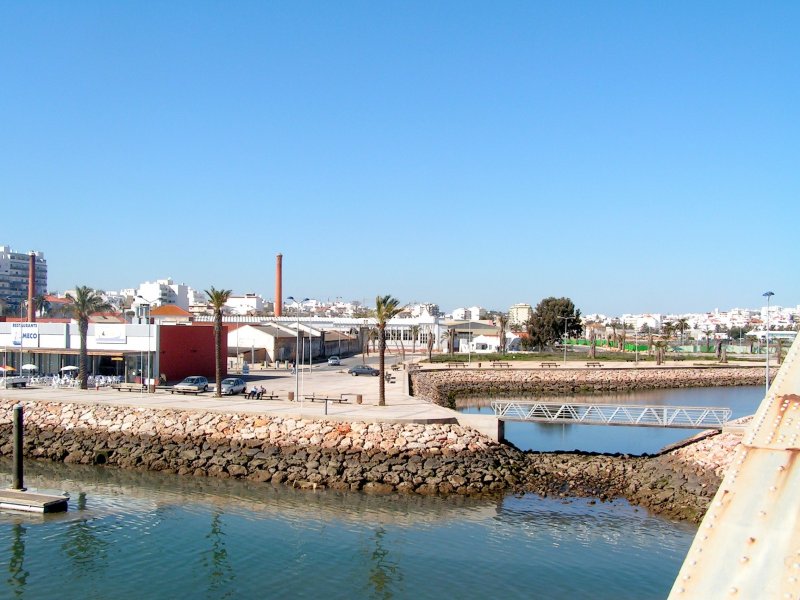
[376,295,402,407]
[676,318,689,345]
[33,294,50,318]
[66,286,111,389]
[653,340,668,365]
[662,321,674,341]
[205,287,232,398]
[497,314,509,355]
[703,328,714,353]
[588,329,597,360]
[410,325,420,358]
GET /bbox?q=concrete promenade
[0,357,765,441]
[0,365,460,424]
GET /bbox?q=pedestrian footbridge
[491,400,731,429]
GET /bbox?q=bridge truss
[491,401,731,429]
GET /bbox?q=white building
[452,306,486,321]
[136,278,197,310]
[225,293,266,316]
[0,246,47,312]
[508,303,533,328]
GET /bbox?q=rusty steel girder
[669,335,800,599]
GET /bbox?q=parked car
[219,377,246,395]
[347,365,379,377]
[327,356,341,366]
[174,376,209,392]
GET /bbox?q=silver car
[220,377,246,395]
[174,376,209,392]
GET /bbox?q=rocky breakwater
[411,366,766,406]
[0,399,735,522]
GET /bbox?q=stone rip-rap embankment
[410,366,766,406]
[0,399,742,522]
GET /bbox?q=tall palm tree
[205,287,232,398]
[497,314,509,355]
[66,286,112,389]
[703,328,713,353]
[376,295,402,407]
[676,318,689,345]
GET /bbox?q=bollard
[356,394,362,405]
[324,399,328,416]
[12,404,25,491]
[288,391,295,402]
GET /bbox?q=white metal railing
[491,401,731,429]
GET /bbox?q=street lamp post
[136,297,151,393]
[557,316,572,365]
[287,296,308,403]
[763,291,774,393]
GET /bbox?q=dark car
[347,365,379,377]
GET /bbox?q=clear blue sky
[2,2,797,315]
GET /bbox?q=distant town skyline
[2,4,797,314]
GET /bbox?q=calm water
[459,385,763,454]
[0,459,695,599]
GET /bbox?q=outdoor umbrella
[21,364,38,371]
[60,366,79,372]
[0,366,15,372]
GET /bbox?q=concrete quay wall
[411,366,767,405]
[0,398,737,522]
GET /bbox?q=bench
[585,362,603,368]
[391,365,401,371]
[446,362,466,368]
[303,394,348,404]
[407,364,421,371]
[540,362,560,368]
[111,383,148,392]
[490,362,511,368]
[245,391,281,400]
[170,387,204,395]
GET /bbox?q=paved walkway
[0,366,460,424]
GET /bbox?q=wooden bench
[540,362,560,368]
[490,361,511,368]
[170,387,204,395]
[446,362,467,368]
[111,383,148,392]
[245,391,281,400]
[391,364,401,371]
[585,362,603,368]
[304,394,348,404]
[407,364,421,371]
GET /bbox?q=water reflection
[0,460,695,599]
[7,523,28,599]
[61,492,109,579]
[203,510,235,599]
[364,527,402,599]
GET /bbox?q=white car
[327,356,341,366]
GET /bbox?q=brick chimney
[275,253,283,317]
[27,252,36,322]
